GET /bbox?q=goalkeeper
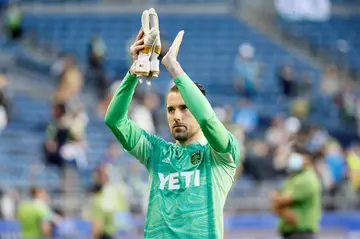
[105,10,241,239]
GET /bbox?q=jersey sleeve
[35,201,52,221]
[174,73,241,164]
[210,131,241,166]
[174,74,235,154]
[104,72,158,168]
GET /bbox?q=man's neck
[177,131,206,146]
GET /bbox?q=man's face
[167,91,200,142]
[37,189,49,202]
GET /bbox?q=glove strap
[150,58,160,78]
[135,54,151,76]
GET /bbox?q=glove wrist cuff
[138,53,150,60]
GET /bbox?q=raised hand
[162,30,184,68]
[162,30,185,78]
[130,28,145,64]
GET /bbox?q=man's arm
[163,38,240,165]
[271,191,294,208]
[271,191,298,225]
[271,176,314,208]
[104,27,161,169]
[170,62,229,152]
[272,205,297,225]
[104,72,154,168]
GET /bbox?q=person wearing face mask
[270,144,322,239]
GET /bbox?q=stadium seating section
[4,12,357,189]
[278,15,360,72]
[21,14,319,106]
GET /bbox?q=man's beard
[172,128,189,142]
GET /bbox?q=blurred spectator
[0,70,11,134]
[97,142,148,214]
[356,99,360,136]
[233,43,261,99]
[17,187,53,239]
[214,104,245,146]
[97,142,126,184]
[98,143,123,169]
[51,53,69,79]
[284,116,301,136]
[291,71,312,120]
[88,164,132,239]
[43,103,70,170]
[339,81,358,122]
[265,114,290,148]
[273,141,292,174]
[53,55,83,101]
[296,71,313,98]
[321,65,340,98]
[277,64,296,97]
[290,97,310,120]
[130,92,160,134]
[233,98,259,134]
[306,125,330,153]
[86,34,108,101]
[87,33,107,70]
[243,139,276,181]
[324,141,347,185]
[4,2,22,41]
[0,189,19,220]
[52,55,88,159]
[97,79,121,117]
[323,141,347,210]
[43,102,87,171]
[122,161,148,214]
[347,143,360,193]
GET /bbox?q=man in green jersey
[104,26,241,238]
[89,163,131,239]
[271,144,322,239]
[17,187,53,239]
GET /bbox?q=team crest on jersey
[191,150,202,165]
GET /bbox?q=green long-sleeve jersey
[104,72,241,239]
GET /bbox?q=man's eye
[168,108,174,113]
[180,105,187,110]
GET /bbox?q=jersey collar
[176,137,208,146]
[197,137,208,146]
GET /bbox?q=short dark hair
[170,82,207,96]
[30,186,42,198]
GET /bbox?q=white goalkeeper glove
[134,9,160,85]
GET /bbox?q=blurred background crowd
[0,0,359,238]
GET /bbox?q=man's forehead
[167,92,185,107]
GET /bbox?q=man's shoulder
[294,169,320,185]
[143,131,175,149]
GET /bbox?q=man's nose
[174,109,182,121]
